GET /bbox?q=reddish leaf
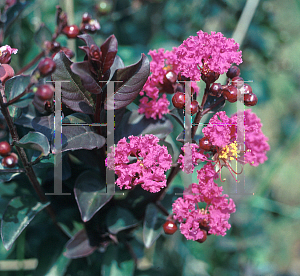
[70,61,102,94]
[52,52,94,114]
[64,229,97,259]
[104,54,150,110]
[100,35,118,75]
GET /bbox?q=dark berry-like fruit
[38,58,56,77]
[165,71,177,83]
[201,71,220,84]
[199,137,212,151]
[231,76,244,88]
[172,92,185,109]
[244,93,258,106]
[163,221,178,235]
[243,83,252,94]
[223,85,238,103]
[51,41,61,52]
[61,47,75,59]
[82,12,92,23]
[209,83,222,97]
[2,153,18,168]
[36,85,54,101]
[190,100,199,115]
[196,230,207,243]
[62,25,80,39]
[0,141,11,157]
[226,66,240,79]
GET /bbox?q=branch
[16,51,45,75]
[0,84,68,238]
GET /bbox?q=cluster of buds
[80,13,101,34]
[0,141,18,168]
[207,65,258,106]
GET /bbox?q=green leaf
[15,131,50,156]
[5,75,32,108]
[52,52,95,114]
[60,114,106,152]
[64,229,97,259]
[143,203,165,248]
[102,244,135,276]
[1,196,50,250]
[114,110,173,142]
[74,171,113,222]
[44,252,71,276]
[106,206,139,235]
[8,104,21,122]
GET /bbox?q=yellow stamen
[219,141,239,161]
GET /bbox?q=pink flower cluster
[175,31,242,80]
[178,143,208,174]
[172,163,236,240]
[138,48,179,119]
[202,109,270,166]
[138,48,199,120]
[106,134,172,193]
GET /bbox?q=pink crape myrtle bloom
[178,142,208,174]
[175,31,242,81]
[202,109,270,167]
[106,134,172,193]
[231,109,270,166]
[0,45,18,64]
[172,163,236,240]
[138,48,199,119]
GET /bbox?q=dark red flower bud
[0,141,11,157]
[231,76,244,88]
[172,92,185,109]
[163,221,178,235]
[36,85,54,101]
[82,12,92,23]
[2,153,18,168]
[38,58,56,77]
[244,93,258,106]
[209,83,222,97]
[199,137,212,151]
[226,66,240,79]
[222,85,238,103]
[62,25,80,39]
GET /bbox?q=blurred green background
[2,0,300,275]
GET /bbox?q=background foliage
[1,0,300,275]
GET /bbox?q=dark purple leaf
[70,62,102,94]
[64,229,97,259]
[74,171,113,222]
[109,55,124,80]
[100,35,118,74]
[104,54,150,110]
[32,114,54,141]
[77,34,97,48]
[57,113,105,152]
[52,52,95,114]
